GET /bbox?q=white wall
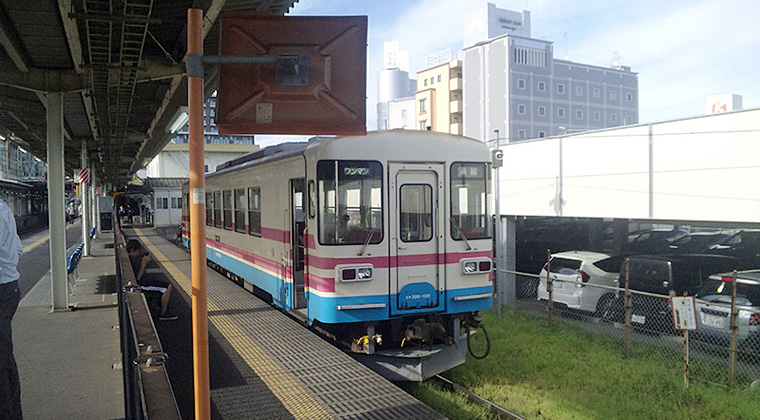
[499,109,760,224]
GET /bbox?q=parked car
[667,232,732,254]
[694,270,760,356]
[610,254,740,333]
[537,251,625,315]
[707,229,760,270]
[628,228,688,254]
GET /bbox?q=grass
[402,308,760,420]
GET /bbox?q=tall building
[415,60,463,135]
[377,41,416,130]
[462,7,638,143]
[464,3,530,48]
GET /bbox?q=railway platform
[13,224,445,419]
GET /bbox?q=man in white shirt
[0,198,23,419]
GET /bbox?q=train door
[389,163,444,315]
[291,178,307,310]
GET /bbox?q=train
[181,130,493,380]
[1,179,48,235]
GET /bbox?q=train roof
[207,130,488,179]
[213,142,309,175]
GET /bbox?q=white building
[462,7,638,143]
[464,3,530,48]
[377,41,416,131]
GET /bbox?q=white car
[537,251,622,315]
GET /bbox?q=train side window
[234,188,246,233]
[317,160,383,245]
[213,191,222,228]
[450,162,492,240]
[248,187,261,236]
[205,192,213,226]
[223,190,232,230]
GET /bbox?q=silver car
[537,251,622,315]
[695,270,760,356]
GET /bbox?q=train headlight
[337,264,373,282]
[463,261,478,274]
[461,258,493,275]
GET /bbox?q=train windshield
[317,160,383,245]
[450,162,492,240]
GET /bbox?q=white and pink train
[182,130,493,380]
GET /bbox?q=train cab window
[248,187,261,236]
[205,192,213,226]
[223,190,232,230]
[213,191,222,228]
[317,160,383,245]
[234,189,246,233]
[450,162,492,240]
[400,184,433,242]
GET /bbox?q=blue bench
[67,243,84,275]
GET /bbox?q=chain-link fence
[506,269,760,389]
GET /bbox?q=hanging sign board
[74,168,91,184]
[216,12,367,135]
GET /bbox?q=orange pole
[188,8,210,420]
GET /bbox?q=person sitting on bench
[126,239,178,321]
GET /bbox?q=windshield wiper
[450,216,472,250]
[358,230,375,256]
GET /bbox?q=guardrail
[114,218,181,419]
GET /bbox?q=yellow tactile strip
[134,229,333,420]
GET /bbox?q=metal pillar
[47,92,68,311]
[504,216,517,305]
[188,9,210,420]
[81,140,90,256]
[90,174,97,237]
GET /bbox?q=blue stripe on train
[205,244,492,324]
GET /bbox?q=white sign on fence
[670,296,697,330]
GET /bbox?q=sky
[256,0,760,146]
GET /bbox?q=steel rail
[433,375,526,420]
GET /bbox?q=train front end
[304,131,493,380]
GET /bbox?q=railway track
[432,375,526,420]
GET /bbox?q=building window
[248,187,261,236]
[424,79,428,87]
[430,77,435,84]
[557,108,565,118]
[156,197,168,209]
[557,84,565,94]
[538,81,545,91]
[171,197,181,209]
[401,109,407,118]
[538,131,546,138]
[593,88,601,98]
[593,111,601,121]
[626,93,633,102]
[234,188,246,233]
[204,164,209,173]
[575,86,583,96]
[518,129,526,139]
[437,75,441,82]
[610,113,617,123]
[625,115,633,125]
[419,120,427,130]
[610,90,617,101]
[518,104,526,115]
[223,190,232,230]
[538,106,546,116]
[576,109,583,119]
[419,98,427,113]
[518,79,526,89]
